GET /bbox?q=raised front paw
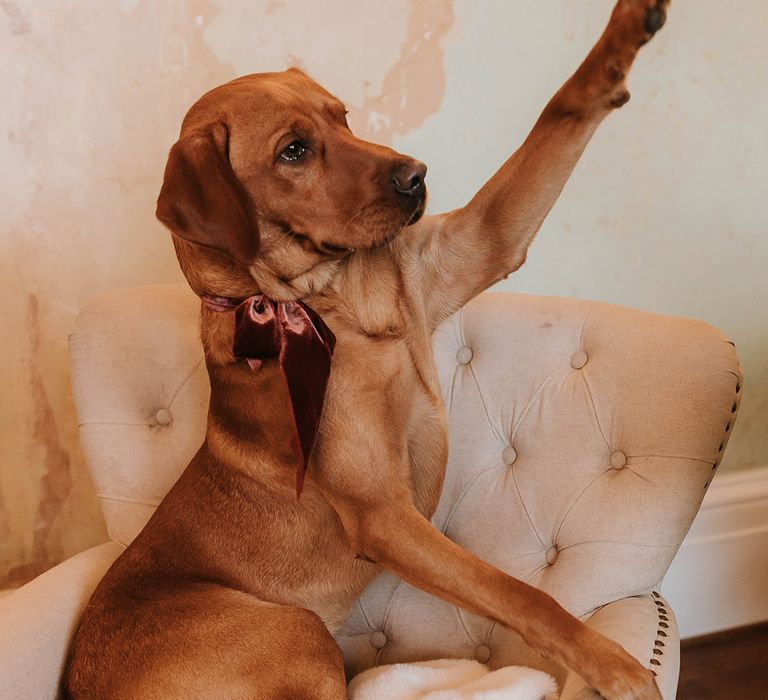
[611,0,670,47]
[599,0,670,108]
[644,2,669,38]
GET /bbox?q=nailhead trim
[707,374,743,485]
[648,591,670,677]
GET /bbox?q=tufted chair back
[69,284,740,694]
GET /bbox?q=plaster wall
[1,0,765,583]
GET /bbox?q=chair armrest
[559,593,679,700]
[0,542,123,699]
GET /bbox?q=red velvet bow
[202,294,336,497]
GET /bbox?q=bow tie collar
[201,294,336,497]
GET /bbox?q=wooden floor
[677,622,768,699]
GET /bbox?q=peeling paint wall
[0,0,454,585]
[1,0,765,583]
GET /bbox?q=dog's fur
[65,3,669,698]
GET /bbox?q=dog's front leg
[405,0,669,330]
[340,500,660,700]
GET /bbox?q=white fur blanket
[348,659,558,700]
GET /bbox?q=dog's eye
[279,140,308,163]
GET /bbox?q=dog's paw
[544,0,669,117]
[579,633,662,700]
[598,0,670,108]
[644,2,668,37]
[612,0,670,48]
[596,667,662,700]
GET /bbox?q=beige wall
[1,0,765,583]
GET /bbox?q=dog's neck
[199,293,336,496]
[199,314,313,488]
[204,356,302,482]
[247,254,345,302]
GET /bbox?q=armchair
[0,284,741,698]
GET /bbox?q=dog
[65,2,669,698]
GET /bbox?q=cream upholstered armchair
[0,284,741,699]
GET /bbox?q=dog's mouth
[288,232,350,257]
[318,240,356,255]
[405,198,426,227]
[367,198,428,249]
[290,198,426,258]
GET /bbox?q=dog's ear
[156,121,259,265]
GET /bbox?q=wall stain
[1,295,73,587]
[2,0,239,587]
[265,0,284,16]
[349,0,454,145]
[1,0,31,35]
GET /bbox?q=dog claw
[644,6,667,35]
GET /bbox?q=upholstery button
[501,446,517,465]
[456,346,473,365]
[474,644,491,663]
[570,351,588,369]
[610,450,627,468]
[545,546,559,565]
[369,630,387,649]
[154,408,173,426]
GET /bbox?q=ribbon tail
[278,304,336,498]
[280,350,332,498]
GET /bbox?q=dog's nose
[390,160,427,196]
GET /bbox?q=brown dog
[65,2,669,698]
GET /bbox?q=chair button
[456,346,473,365]
[570,351,588,369]
[154,408,173,426]
[369,630,387,649]
[474,644,491,663]
[501,446,517,465]
[545,546,559,565]
[610,450,627,468]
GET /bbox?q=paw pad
[645,6,667,35]
[610,90,631,108]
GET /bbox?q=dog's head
[157,69,427,297]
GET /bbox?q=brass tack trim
[708,380,741,490]
[648,592,669,677]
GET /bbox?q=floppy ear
[156,121,259,265]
